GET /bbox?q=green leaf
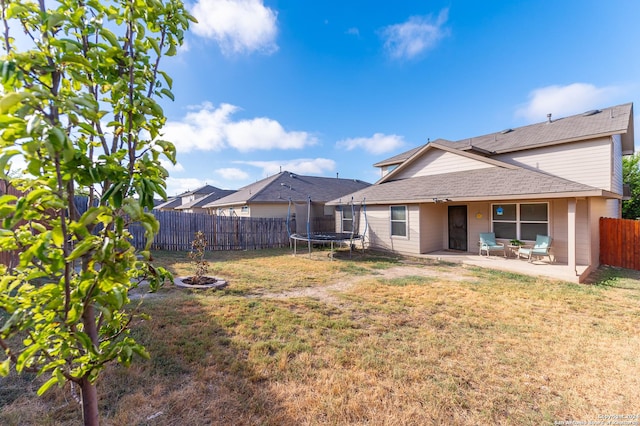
[148,37,160,56]
[0,149,21,178]
[48,127,66,150]
[165,43,177,56]
[61,54,91,68]
[16,344,40,373]
[0,358,10,376]
[78,122,96,135]
[46,13,65,30]
[80,207,101,227]
[0,92,25,114]
[67,237,96,261]
[158,70,173,89]
[37,376,58,396]
[160,88,174,101]
[100,28,120,47]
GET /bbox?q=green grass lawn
[2,248,640,425]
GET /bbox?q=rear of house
[329,103,634,282]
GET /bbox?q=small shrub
[188,231,210,284]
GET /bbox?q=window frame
[491,202,549,241]
[390,205,408,238]
[342,207,353,233]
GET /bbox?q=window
[342,208,353,232]
[492,203,548,240]
[390,206,407,237]
[241,205,249,213]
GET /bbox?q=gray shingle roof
[444,103,633,154]
[327,167,605,205]
[178,184,223,197]
[375,103,633,166]
[204,171,371,208]
[175,189,236,209]
[153,197,181,210]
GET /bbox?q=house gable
[394,148,496,180]
[379,142,516,183]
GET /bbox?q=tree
[0,1,193,424]
[623,152,640,219]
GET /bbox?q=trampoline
[288,197,368,259]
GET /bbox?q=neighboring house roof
[375,103,634,167]
[328,166,612,206]
[153,197,181,210]
[175,189,236,210]
[180,184,221,197]
[203,171,371,208]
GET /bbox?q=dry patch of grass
[2,250,639,425]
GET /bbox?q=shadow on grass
[153,247,292,265]
[585,265,640,290]
[97,293,294,425]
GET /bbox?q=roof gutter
[328,189,618,206]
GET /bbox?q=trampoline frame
[287,197,368,259]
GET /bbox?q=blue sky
[158,0,640,196]
[15,0,640,196]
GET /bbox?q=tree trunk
[81,303,100,425]
[80,376,99,426]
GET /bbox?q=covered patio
[418,250,591,283]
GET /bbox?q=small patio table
[507,244,524,259]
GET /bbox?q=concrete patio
[418,250,591,283]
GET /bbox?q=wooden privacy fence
[600,217,640,270]
[129,210,335,251]
[0,181,337,265]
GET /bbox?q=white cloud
[226,118,317,152]
[165,177,209,197]
[380,9,449,60]
[216,167,249,181]
[336,133,406,155]
[191,0,278,55]
[237,158,336,176]
[162,102,233,152]
[346,27,360,37]
[516,83,623,122]
[163,102,316,153]
[159,158,184,173]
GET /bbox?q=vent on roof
[500,128,513,134]
[582,109,601,117]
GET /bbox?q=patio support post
[568,198,577,275]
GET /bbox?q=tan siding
[395,150,494,179]
[467,202,491,254]
[589,198,610,266]
[603,199,620,219]
[365,206,391,250]
[419,204,446,253]
[250,204,288,218]
[550,199,568,263]
[612,134,623,194]
[495,137,612,190]
[575,199,590,265]
[366,205,420,254]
